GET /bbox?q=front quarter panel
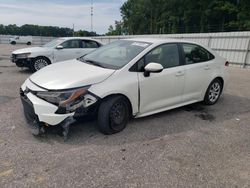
[88,70,139,116]
[30,50,54,63]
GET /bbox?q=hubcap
[110,102,126,129]
[208,82,221,103]
[34,59,48,70]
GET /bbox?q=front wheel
[27,42,31,45]
[203,79,223,105]
[97,96,130,134]
[31,57,50,72]
[11,41,16,45]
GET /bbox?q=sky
[0,0,126,34]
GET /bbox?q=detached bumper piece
[61,116,76,141]
[20,89,45,136]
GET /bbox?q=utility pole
[91,0,93,32]
[72,23,75,36]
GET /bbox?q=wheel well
[214,77,224,90]
[35,56,51,64]
[100,94,133,118]
[203,77,225,101]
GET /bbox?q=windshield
[42,39,65,48]
[79,40,151,69]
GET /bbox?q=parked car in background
[9,36,32,45]
[11,37,103,71]
[20,38,229,138]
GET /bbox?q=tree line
[107,0,250,35]
[0,24,98,37]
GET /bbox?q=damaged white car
[20,38,229,139]
[11,37,103,71]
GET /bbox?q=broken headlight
[36,86,97,112]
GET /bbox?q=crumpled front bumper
[11,54,34,67]
[20,90,75,126]
[20,90,42,135]
[20,79,99,135]
[20,79,75,129]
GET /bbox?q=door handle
[175,71,184,77]
[204,66,210,70]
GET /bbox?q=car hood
[12,47,50,54]
[29,59,116,90]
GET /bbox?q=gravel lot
[0,44,249,188]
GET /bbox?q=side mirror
[144,62,163,77]
[56,45,63,50]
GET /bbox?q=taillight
[225,61,229,66]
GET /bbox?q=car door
[138,43,185,115]
[53,39,82,62]
[180,43,216,102]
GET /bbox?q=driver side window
[136,43,180,71]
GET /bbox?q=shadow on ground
[32,93,250,146]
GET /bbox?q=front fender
[88,71,139,116]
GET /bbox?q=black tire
[27,42,31,45]
[30,57,50,72]
[97,96,130,135]
[11,41,16,45]
[203,78,223,105]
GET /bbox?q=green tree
[106,21,124,35]
[0,24,98,37]
[109,0,250,35]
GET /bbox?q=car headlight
[16,53,31,59]
[36,86,98,112]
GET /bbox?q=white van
[9,36,32,45]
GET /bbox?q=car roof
[60,37,102,43]
[123,37,199,45]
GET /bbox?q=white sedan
[11,37,103,71]
[20,38,229,139]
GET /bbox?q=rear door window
[182,43,214,64]
[61,40,81,48]
[82,40,99,48]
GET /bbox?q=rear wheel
[11,41,16,45]
[31,57,50,72]
[27,42,31,45]
[203,79,222,105]
[97,96,130,134]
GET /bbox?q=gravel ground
[0,44,249,188]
